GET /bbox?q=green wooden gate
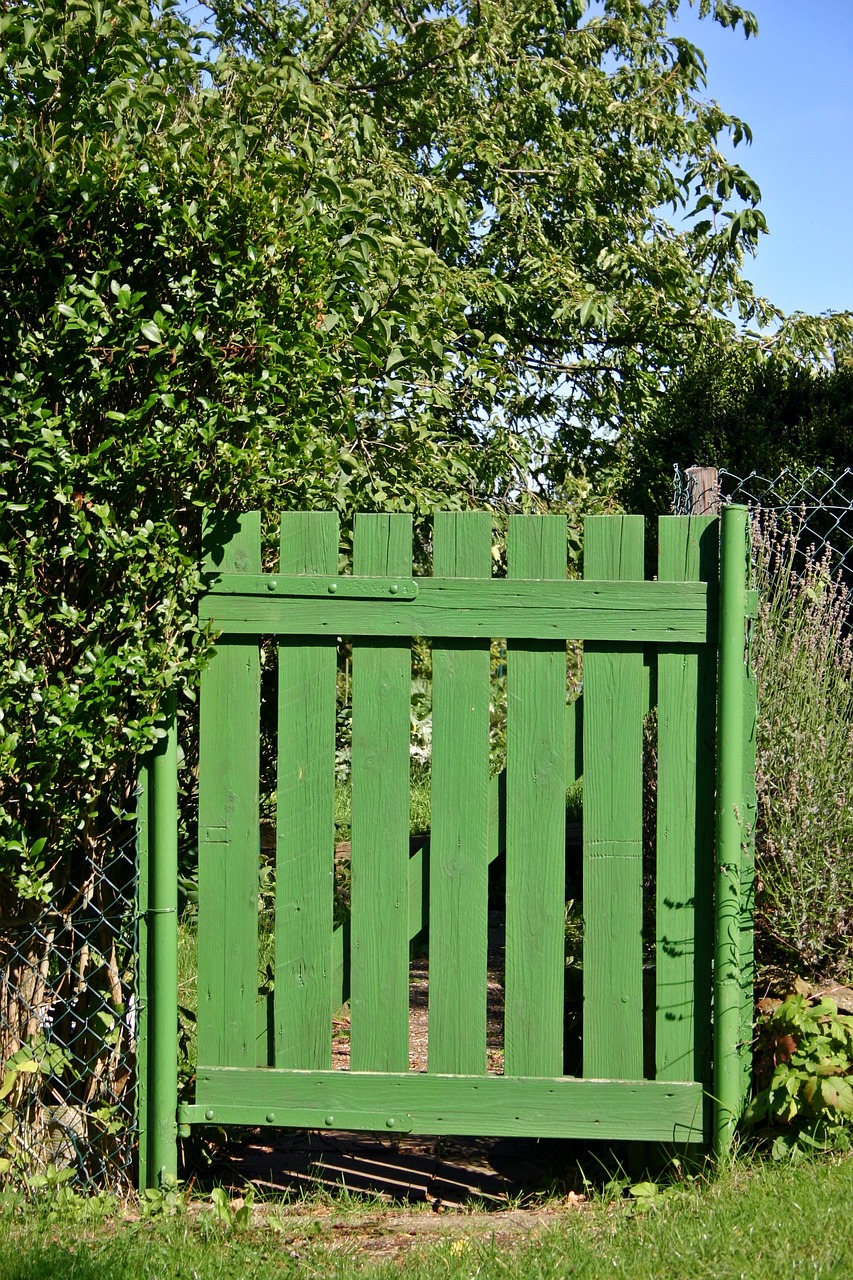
[137,508,755,1189]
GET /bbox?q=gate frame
[137,505,753,1188]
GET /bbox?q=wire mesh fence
[0,816,138,1191]
[673,465,853,580]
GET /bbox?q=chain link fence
[673,464,853,579]
[0,816,138,1191]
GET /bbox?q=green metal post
[713,505,749,1157]
[136,760,150,1191]
[146,691,179,1186]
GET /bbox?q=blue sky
[670,0,853,319]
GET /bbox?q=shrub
[751,514,853,982]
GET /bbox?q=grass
[0,1155,851,1278]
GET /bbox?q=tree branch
[315,0,372,77]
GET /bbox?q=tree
[0,0,785,914]
[618,336,853,518]
[207,0,777,480]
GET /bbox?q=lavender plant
[751,514,853,982]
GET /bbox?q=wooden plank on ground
[184,1069,705,1143]
[583,515,645,1080]
[655,516,718,1084]
[275,512,339,1069]
[504,516,567,1078]
[429,512,492,1074]
[349,514,413,1073]
[197,513,261,1068]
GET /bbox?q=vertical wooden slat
[504,516,567,1078]
[275,512,339,1069]
[655,516,718,1084]
[198,513,261,1068]
[429,512,492,1075]
[583,515,645,1080]
[740,658,758,1106]
[349,514,413,1073]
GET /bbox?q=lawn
[0,1154,850,1279]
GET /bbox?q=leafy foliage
[213,0,778,475]
[747,994,853,1159]
[750,516,853,983]
[1,0,784,912]
[620,340,853,516]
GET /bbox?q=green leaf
[821,1078,853,1114]
[140,322,163,345]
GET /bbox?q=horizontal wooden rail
[201,578,716,643]
[182,1069,706,1143]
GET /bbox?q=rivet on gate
[205,1109,215,1121]
[389,583,399,595]
[328,581,338,594]
[267,578,277,591]
[325,1115,334,1126]
[266,1112,276,1123]
[386,1117,396,1128]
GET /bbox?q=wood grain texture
[349,515,413,1073]
[583,516,645,1081]
[504,516,567,1078]
[197,513,261,1068]
[740,663,758,1105]
[429,513,492,1074]
[185,1069,705,1143]
[655,516,718,1085]
[201,578,715,643]
[275,512,339,1069]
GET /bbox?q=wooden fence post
[686,466,720,515]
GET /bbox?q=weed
[746,993,853,1159]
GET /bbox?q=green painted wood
[655,517,718,1086]
[714,505,749,1155]
[275,513,339,1069]
[349,514,413,1073]
[330,830,510,1017]
[583,516,645,1081]
[207,574,418,600]
[504,516,567,1078]
[740,663,758,1106]
[199,578,716,644]
[183,1069,705,1143]
[197,513,261,1069]
[429,512,492,1074]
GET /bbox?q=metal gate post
[713,505,749,1156]
[144,692,179,1186]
